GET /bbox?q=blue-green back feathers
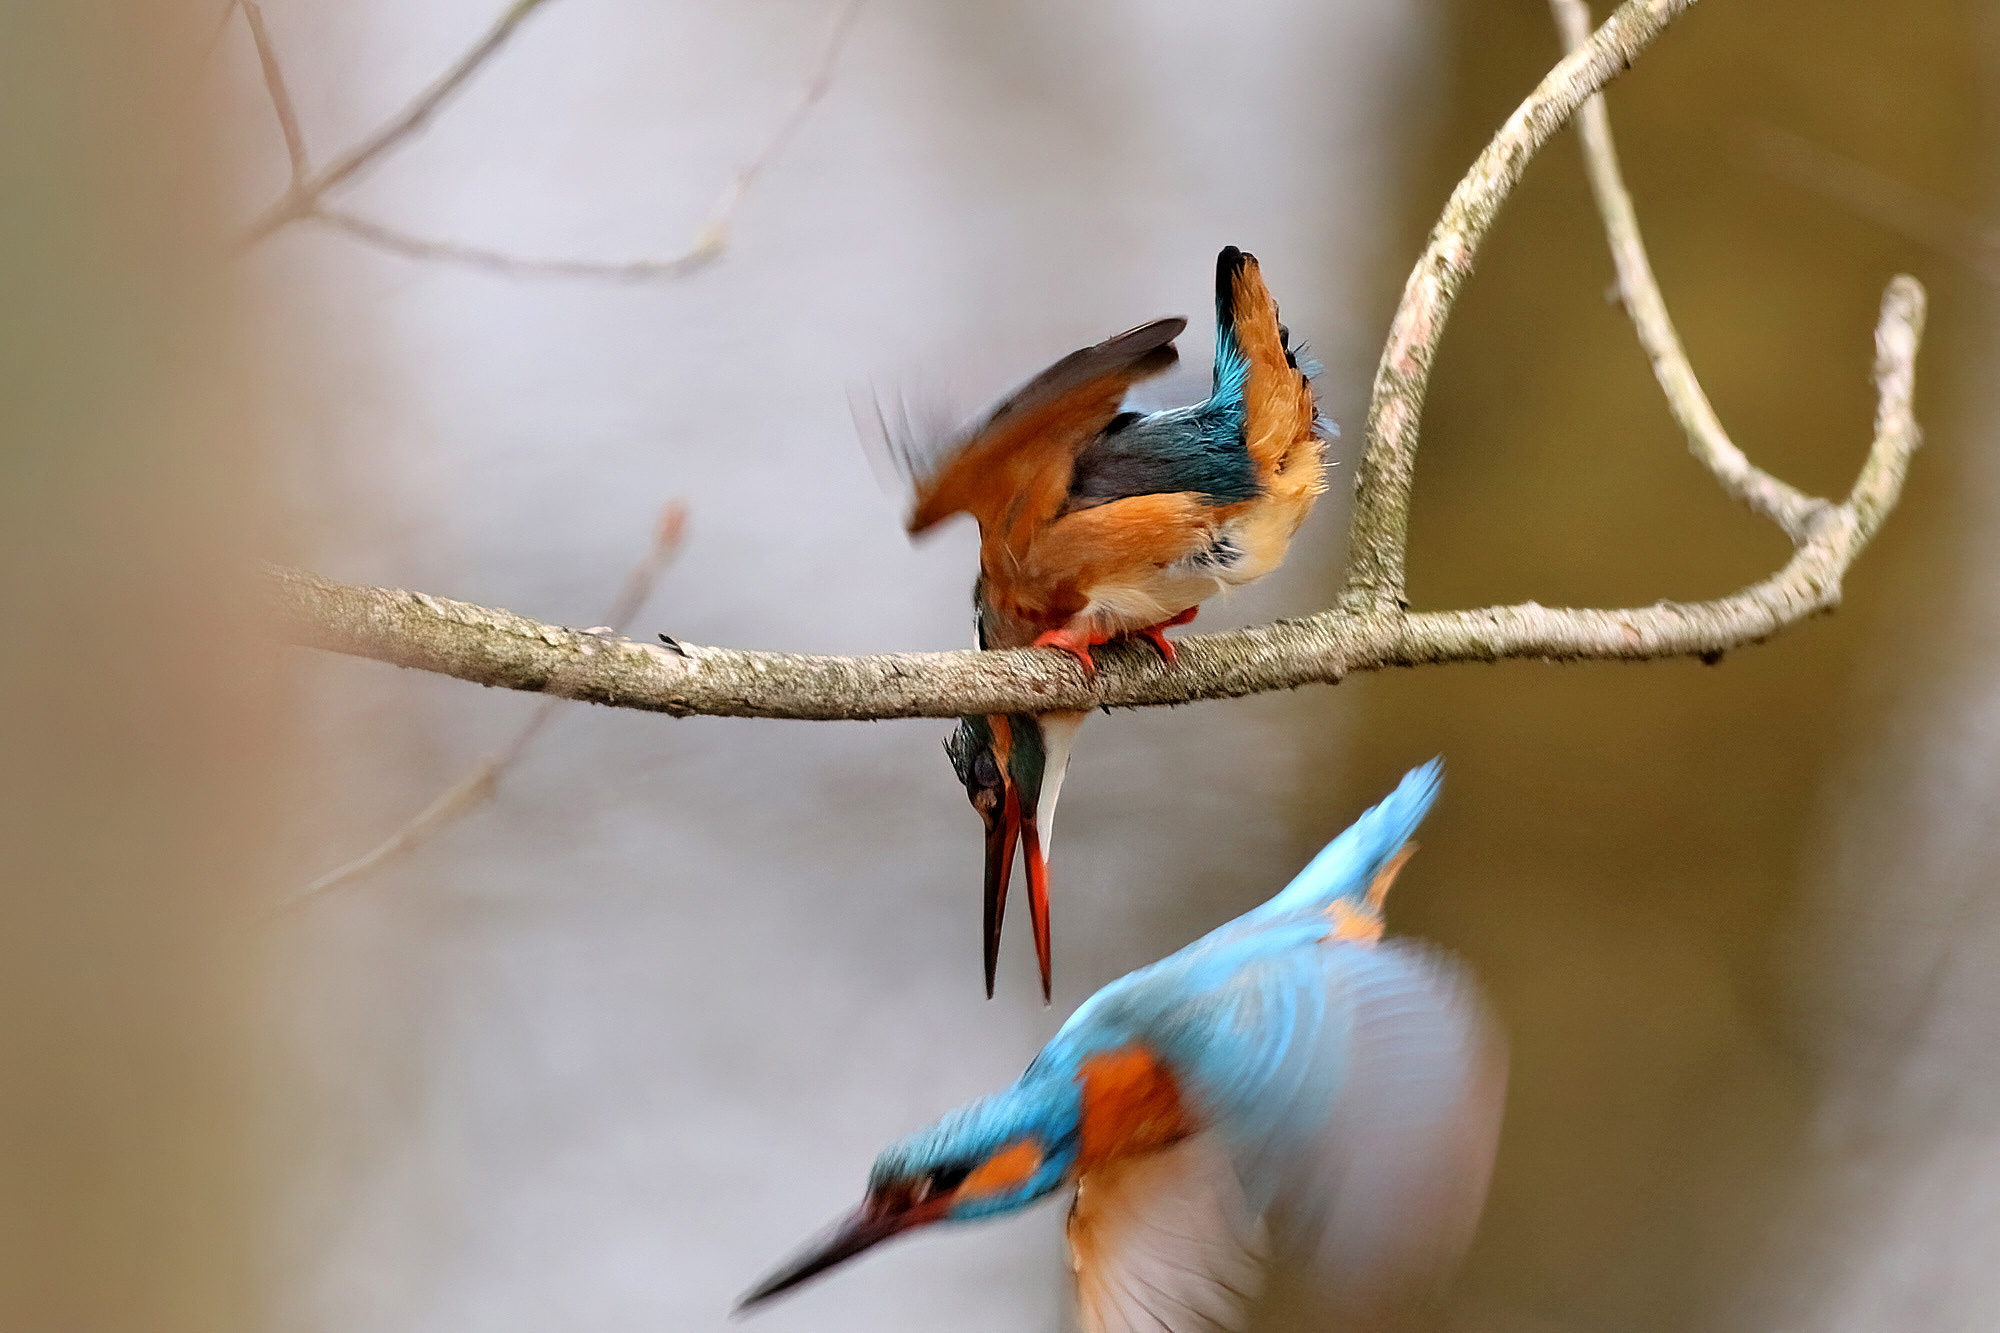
[1060,247,1286,512]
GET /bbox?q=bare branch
[696,0,865,255]
[306,208,724,282]
[238,0,557,247]
[267,0,1930,723]
[286,503,687,907]
[1341,0,1699,613]
[239,0,309,187]
[233,0,864,281]
[1741,121,2000,286]
[204,0,242,63]
[1550,0,1828,541]
[295,0,864,282]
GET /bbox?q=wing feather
[1069,1134,1265,1333]
[906,318,1186,551]
[1105,937,1502,1327]
[1270,942,1505,1324]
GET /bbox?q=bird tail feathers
[1258,759,1444,921]
[1210,246,1327,531]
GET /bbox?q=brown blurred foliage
[1310,2,1990,1330]
[0,3,278,1329]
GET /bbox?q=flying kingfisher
[739,761,1504,1332]
[903,247,1330,1001]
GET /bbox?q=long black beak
[736,1204,913,1313]
[980,785,1054,1004]
[981,786,1020,1000]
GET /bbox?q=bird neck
[1031,711,1085,845]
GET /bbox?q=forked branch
[232,0,863,279]
[268,0,1929,721]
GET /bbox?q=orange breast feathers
[997,492,1224,631]
[1074,1045,1198,1175]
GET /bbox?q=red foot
[1032,625,1113,679]
[1133,606,1199,669]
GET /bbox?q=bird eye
[921,1164,972,1200]
[971,750,1001,788]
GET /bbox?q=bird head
[946,713,1056,1000]
[737,1083,1079,1310]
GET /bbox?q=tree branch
[304,207,726,282]
[239,0,309,187]
[239,0,557,247]
[231,0,864,280]
[1341,0,1698,612]
[1551,0,1830,541]
[268,0,1929,722]
[285,503,686,907]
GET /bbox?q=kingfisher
[739,761,1504,1333]
[904,247,1330,1001]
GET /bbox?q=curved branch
[1551,0,1827,541]
[1340,0,1700,612]
[270,0,1929,722]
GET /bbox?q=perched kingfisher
[905,247,1330,1001]
[739,761,1504,1332]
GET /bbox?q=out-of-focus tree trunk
[0,5,276,1330]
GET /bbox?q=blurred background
[7,0,1996,1330]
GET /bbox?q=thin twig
[204,0,243,63]
[1551,0,1828,541]
[237,0,559,247]
[285,502,686,906]
[1741,121,2000,286]
[308,208,725,281]
[306,0,865,279]
[235,0,864,281]
[266,0,1930,723]
[239,0,309,187]
[697,0,866,254]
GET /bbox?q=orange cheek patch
[962,1139,1044,1196]
[1076,1045,1195,1173]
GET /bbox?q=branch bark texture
[270,0,1930,723]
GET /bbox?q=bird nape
[904,246,1331,1000]
[738,760,1506,1333]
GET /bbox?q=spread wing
[905,318,1186,556]
[1068,1134,1265,1333]
[1090,935,1502,1331]
[1266,942,1505,1324]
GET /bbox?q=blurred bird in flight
[739,760,1504,1332]
[892,247,1330,1001]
